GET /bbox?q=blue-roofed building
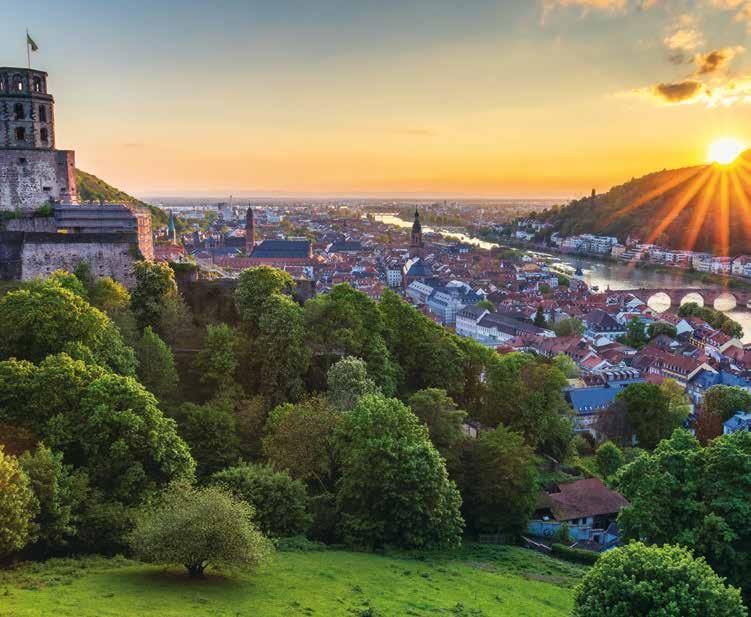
[565,375,646,436]
[724,411,751,435]
[687,368,751,405]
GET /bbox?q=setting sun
[708,138,746,165]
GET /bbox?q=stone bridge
[626,288,751,311]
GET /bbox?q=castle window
[39,105,47,122]
[14,104,25,120]
[18,157,27,164]
[32,77,42,93]
[40,128,49,144]
[15,127,26,142]
[0,79,4,92]
[12,74,23,92]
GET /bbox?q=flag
[27,33,38,52]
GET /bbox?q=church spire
[410,208,423,257]
[167,209,177,243]
[245,206,256,255]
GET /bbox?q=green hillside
[75,169,167,227]
[0,546,581,617]
[541,151,751,255]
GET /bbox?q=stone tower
[245,206,255,254]
[0,66,78,210]
[410,208,423,257]
[167,209,177,243]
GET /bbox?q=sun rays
[607,148,751,262]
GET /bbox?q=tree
[135,326,178,402]
[326,356,379,412]
[379,289,464,399]
[408,388,467,476]
[0,282,136,376]
[533,305,546,327]
[234,266,294,333]
[595,441,624,478]
[194,323,239,396]
[130,261,179,332]
[679,302,743,338]
[211,464,311,538]
[647,321,678,340]
[171,398,240,477]
[89,276,131,314]
[619,317,648,349]
[462,425,538,537]
[615,429,751,598]
[306,284,397,395]
[553,353,580,378]
[616,381,689,450]
[475,299,495,312]
[0,354,195,505]
[703,384,751,423]
[248,294,310,404]
[483,353,574,459]
[573,543,745,617]
[335,394,464,550]
[553,317,585,337]
[263,396,340,493]
[19,445,86,555]
[45,269,89,298]
[0,445,37,558]
[128,483,273,578]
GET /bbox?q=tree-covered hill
[539,151,751,255]
[75,169,168,227]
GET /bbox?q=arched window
[38,105,47,122]
[32,76,41,93]
[0,78,5,92]
[15,127,26,142]
[12,74,23,92]
[13,104,25,120]
[40,128,49,144]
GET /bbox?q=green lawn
[0,545,582,617]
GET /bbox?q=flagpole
[26,29,31,70]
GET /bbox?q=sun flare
[708,138,745,165]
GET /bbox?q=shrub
[573,543,745,616]
[551,543,599,565]
[211,463,311,538]
[129,483,273,577]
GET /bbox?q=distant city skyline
[3,0,751,198]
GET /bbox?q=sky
[3,0,751,199]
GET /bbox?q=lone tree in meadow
[574,543,745,617]
[128,483,273,578]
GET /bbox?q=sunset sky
[4,0,751,198]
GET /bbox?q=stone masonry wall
[0,149,77,211]
[19,232,138,287]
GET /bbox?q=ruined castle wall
[0,149,78,211]
[0,231,23,280]
[19,232,138,287]
[4,215,56,232]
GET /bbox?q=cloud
[392,129,436,137]
[652,80,707,103]
[663,14,704,56]
[541,0,630,24]
[695,46,744,74]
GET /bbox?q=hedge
[551,543,600,565]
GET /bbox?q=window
[13,104,25,120]
[0,79,5,92]
[38,105,47,122]
[15,128,26,141]
[18,158,27,164]
[32,77,41,93]
[40,128,48,144]
[12,74,23,92]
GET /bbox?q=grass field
[0,544,583,617]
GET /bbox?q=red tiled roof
[540,478,630,521]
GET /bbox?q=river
[373,213,751,342]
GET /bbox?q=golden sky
[4,1,751,198]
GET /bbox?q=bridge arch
[714,292,738,311]
[680,292,704,308]
[647,291,671,313]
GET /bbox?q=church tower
[245,207,255,254]
[0,66,78,209]
[410,208,423,257]
[167,209,177,243]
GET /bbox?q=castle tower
[0,66,78,210]
[410,208,423,257]
[245,206,255,254]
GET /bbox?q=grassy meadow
[0,544,583,617]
